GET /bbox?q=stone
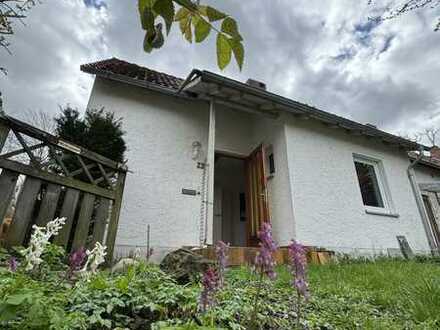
[111,258,140,273]
[160,248,214,284]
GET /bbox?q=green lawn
[277,259,440,329]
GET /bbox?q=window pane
[354,161,384,208]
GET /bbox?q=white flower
[81,242,107,274]
[22,217,66,271]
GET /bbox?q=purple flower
[288,240,310,301]
[8,257,18,272]
[215,240,229,287]
[199,267,219,313]
[69,247,87,274]
[255,222,278,280]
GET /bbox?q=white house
[81,58,440,260]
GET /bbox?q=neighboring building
[410,148,440,249]
[81,58,440,260]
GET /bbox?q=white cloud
[1,0,108,118]
[1,0,439,143]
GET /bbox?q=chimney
[430,146,440,160]
[246,78,266,90]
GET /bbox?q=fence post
[105,170,127,264]
[0,120,9,154]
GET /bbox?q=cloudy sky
[1,0,439,140]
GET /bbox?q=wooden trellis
[0,114,127,261]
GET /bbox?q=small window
[354,160,384,208]
[268,153,275,174]
[265,145,275,176]
[239,192,246,222]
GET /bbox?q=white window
[353,154,397,217]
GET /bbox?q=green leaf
[138,0,154,14]
[221,17,242,41]
[217,33,232,70]
[230,39,244,70]
[138,0,155,30]
[174,7,190,21]
[143,30,154,53]
[173,0,197,11]
[194,18,211,43]
[197,5,208,16]
[0,304,20,322]
[179,16,192,43]
[6,294,31,306]
[206,6,227,22]
[140,6,156,31]
[153,0,175,34]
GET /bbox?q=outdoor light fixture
[192,141,205,168]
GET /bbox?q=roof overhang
[179,70,428,152]
[420,183,440,193]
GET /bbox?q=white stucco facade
[284,118,433,253]
[87,78,209,260]
[86,76,436,259]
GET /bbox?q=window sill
[365,209,400,218]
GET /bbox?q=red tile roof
[80,58,184,90]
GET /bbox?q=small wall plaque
[182,189,198,196]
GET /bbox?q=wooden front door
[245,145,270,246]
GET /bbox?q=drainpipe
[407,147,438,253]
[203,98,216,245]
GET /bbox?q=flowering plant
[81,242,107,275]
[288,240,310,328]
[215,240,229,288]
[199,267,219,313]
[288,240,310,300]
[8,257,18,272]
[22,217,66,271]
[254,222,278,280]
[250,222,278,328]
[68,247,87,276]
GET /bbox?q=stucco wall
[87,77,209,259]
[87,78,295,255]
[215,106,258,156]
[284,117,431,254]
[253,116,296,246]
[87,76,431,257]
[414,163,440,183]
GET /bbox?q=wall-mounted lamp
[192,141,202,161]
[192,141,205,168]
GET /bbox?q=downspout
[204,98,216,245]
[407,147,438,253]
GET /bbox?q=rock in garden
[160,248,214,284]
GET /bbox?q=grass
[269,258,440,329]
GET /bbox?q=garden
[0,218,440,329]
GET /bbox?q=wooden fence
[0,114,127,262]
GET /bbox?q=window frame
[353,154,396,216]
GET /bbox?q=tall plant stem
[296,290,301,329]
[249,271,264,329]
